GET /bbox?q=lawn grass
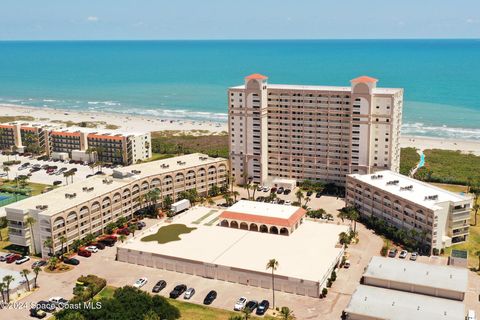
[144,153,176,162]
[141,224,197,244]
[0,179,51,196]
[94,285,117,300]
[0,227,11,251]
[169,299,274,320]
[192,210,217,224]
[399,147,419,176]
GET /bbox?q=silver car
[184,287,195,299]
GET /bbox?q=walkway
[410,149,425,177]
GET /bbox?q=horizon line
[0,37,479,42]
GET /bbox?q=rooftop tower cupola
[245,73,268,90]
[350,76,378,94]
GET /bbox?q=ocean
[0,40,479,139]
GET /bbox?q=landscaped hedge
[0,186,30,195]
[71,275,107,303]
[2,160,21,165]
[399,147,419,176]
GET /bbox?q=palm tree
[48,257,58,271]
[44,237,53,256]
[2,166,10,180]
[295,190,304,204]
[0,282,5,302]
[26,216,37,254]
[233,191,240,202]
[338,232,351,247]
[207,197,215,206]
[70,171,76,184]
[60,235,67,255]
[33,266,41,288]
[63,171,72,185]
[278,307,296,320]
[266,259,279,310]
[3,275,14,302]
[242,307,252,320]
[252,183,259,200]
[119,234,127,243]
[20,269,31,291]
[303,196,311,207]
[128,224,137,236]
[245,183,251,200]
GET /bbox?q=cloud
[466,18,478,24]
[86,16,99,22]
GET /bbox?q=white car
[133,277,148,288]
[86,245,98,253]
[284,200,292,206]
[467,310,476,320]
[0,173,7,177]
[234,297,247,311]
[399,250,408,259]
[15,256,30,264]
[49,297,68,308]
[410,252,418,261]
[262,186,270,192]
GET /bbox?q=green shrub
[400,147,419,175]
[322,288,328,297]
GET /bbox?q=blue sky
[1,0,479,40]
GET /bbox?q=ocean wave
[402,123,480,140]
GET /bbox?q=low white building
[346,170,472,251]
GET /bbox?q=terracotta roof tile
[219,207,306,227]
[245,73,268,80]
[351,76,378,83]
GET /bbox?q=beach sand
[2,104,480,155]
[400,136,480,156]
[0,104,227,135]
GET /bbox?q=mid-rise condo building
[228,74,403,186]
[0,122,151,165]
[5,154,228,257]
[346,170,472,251]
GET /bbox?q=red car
[6,254,21,264]
[116,228,130,236]
[78,250,91,258]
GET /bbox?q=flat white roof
[113,153,226,180]
[348,170,470,210]
[230,84,402,95]
[6,154,225,216]
[364,256,468,293]
[120,206,347,282]
[226,200,299,220]
[9,121,149,136]
[345,285,465,320]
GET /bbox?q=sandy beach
[2,104,480,155]
[0,104,227,135]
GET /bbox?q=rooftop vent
[65,193,77,199]
[386,180,399,185]
[177,161,186,165]
[400,185,413,191]
[160,164,170,169]
[82,187,94,192]
[199,156,208,161]
[371,174,383,180]
[35,205,48,210]
[424,195,438,200]
[131,170,141,174]
[102,178,113,185]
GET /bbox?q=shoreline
[1,104,480,155]
[0,103,227,135]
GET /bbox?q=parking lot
[0,154,113,186]
[0,216,380,320]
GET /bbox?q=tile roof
[351,76,378,83]
[245,73,268,80]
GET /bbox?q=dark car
[278,199,285,205]
[245,300,258,312]
[256,300,270,315]
[388,248,398,258]
[99,238,116,247]
[31,260,47,268]
[203,290,217,305]
[306,190,313,196]
[78,250,91,258]
[270,187,277,193]
[63,257,80,265]
[53,180,62,186]
[29,308,47,319]
[117,228,130,235]
[169,284,187,299]
[152,280,167,293]
[315,192,322,198]
[35,300,56,312]
[276,187,284,194]
[92,242,105,250]
[283,189,291,195]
